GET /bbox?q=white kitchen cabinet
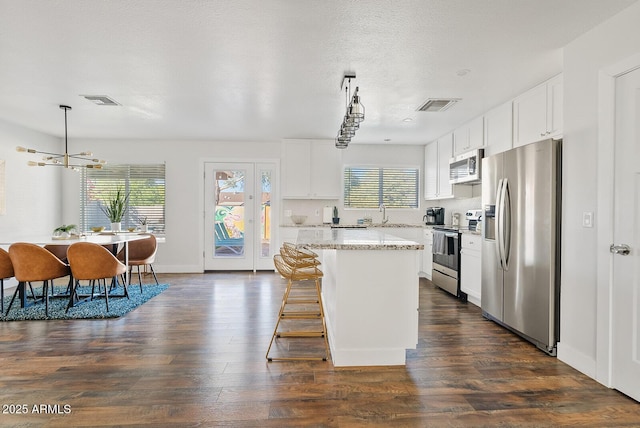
[513,74,563,148]
[424,140,438,199]
[282,139,341,199]
[425,134,472,200]
[437,134,454,198]
[453,115,484,155]
[460,233,482,307]
[420,228,433,280]
[484,101,513,156]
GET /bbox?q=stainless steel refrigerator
[481,138,561,355]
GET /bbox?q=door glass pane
[214,170,245,257]
[260,170,272,258]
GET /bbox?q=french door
[204,162,276,271]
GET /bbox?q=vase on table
[111,222,122,232]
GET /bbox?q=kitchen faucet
[379,204,388,224]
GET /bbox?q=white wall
[0,118,63,288]
[0,118,63,241]
[559,0,640,382]
[61,138,282,272]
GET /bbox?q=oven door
[432,231,460,296]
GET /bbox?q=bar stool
[266,244,330,362]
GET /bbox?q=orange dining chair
[67,242,127,313]
[7,243,71,316]
[44,244,73,293]
[117,234,158,292]
[0,248,15,314]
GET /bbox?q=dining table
[1,232,151,311]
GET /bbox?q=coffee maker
[465,209,483,231]
[424,207,445,225]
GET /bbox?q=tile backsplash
[282,186,483,227]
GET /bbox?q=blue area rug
[1,283,169,321]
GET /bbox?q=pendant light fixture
[335,73,365,149]
[16,105,106,171]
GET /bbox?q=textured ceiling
[0,0,636,145]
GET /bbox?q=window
[80,164,166,233]
[343,166,419,209]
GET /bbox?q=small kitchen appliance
[449,148,484,184]
[424,207,445,225]
[465,209,483,231]
[451,213,461,227]
[322,206,333,224]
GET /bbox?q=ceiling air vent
[81,95,121,106]
[416,98,461,112]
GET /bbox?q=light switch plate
[582,211,594,228]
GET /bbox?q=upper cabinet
[425,133,472,200]
[453,115,484,155]
[484,100,513,157]
[512,74,563,148]
[282,139,341,199]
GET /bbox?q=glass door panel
[204,162,276,271]
[214,170,246,257]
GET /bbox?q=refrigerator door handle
[502,178,511,269]
[495,179,505,269]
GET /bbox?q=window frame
[343,164,420,210]
[80,163,166,234]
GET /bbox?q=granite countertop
[296,228,424,251]
[281,223,426,228]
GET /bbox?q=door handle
[610,244,631,256]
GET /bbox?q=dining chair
[67,242,127,313]
[0,248,15,314]
[44,244,73,294]
[117,233,158,292]
[7,243,71,316]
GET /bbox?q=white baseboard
[557,341,597,380]
[153,264,203,273]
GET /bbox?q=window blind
[80,164,166,233]
[344,167,419,209]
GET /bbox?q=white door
[204,162,276,271]
[612,67,640,401]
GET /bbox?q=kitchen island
[296,228,423,366]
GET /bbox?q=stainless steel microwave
[449,148,484,184]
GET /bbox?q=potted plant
[101,188,129,232]
[52,224,77,239]
[332,206,340,225]
[139,216,149,232]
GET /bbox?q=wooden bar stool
[266,245,330,362]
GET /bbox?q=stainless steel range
[431,227,464,300]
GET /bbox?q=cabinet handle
[540,132,546,137]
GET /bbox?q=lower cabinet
[420,228,433,280]
[460,233,481,306]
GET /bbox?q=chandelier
[335,73,365,149]
[16,105,106,170]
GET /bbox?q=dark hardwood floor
[0,272,638,427]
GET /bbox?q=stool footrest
[276,331,325,338]
[281,312,321,318]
